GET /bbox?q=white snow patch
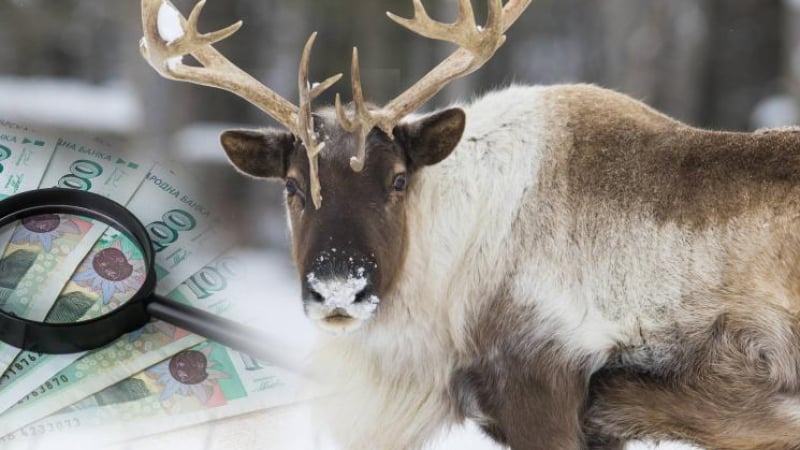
[166,55,184,71]
[0,77,143,133]
[751,94,799,129]
[172,122,246,163]
[157,1,185,44]
[304,271,379,331]
[306,272,368,308]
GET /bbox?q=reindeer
[141,1,800,449]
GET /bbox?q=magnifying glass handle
[146,296,305,374]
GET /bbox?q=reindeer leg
[583,303,800,450]
[451,349,591,450]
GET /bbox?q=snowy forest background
[2,0,799,251]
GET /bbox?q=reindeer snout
[301,250,380,330]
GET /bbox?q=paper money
[0,253,247,437]
[0,162,229,413]
[0,120,57,254]
[0,230,146,413]
[125,162,230,291]
[0,135,149,375]
[0,341,313,449]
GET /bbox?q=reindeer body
[313,84,800,450]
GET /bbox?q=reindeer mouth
[324,314,355,324]
[323,309,355,324]
[315,309,363,335]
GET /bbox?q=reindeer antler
[337,0,532,172]
[140,0,340,208]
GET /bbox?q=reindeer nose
[304,272,373,306]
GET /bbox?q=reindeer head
[140,0,531,335]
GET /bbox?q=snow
[305,271,371,308]
[166,55,184,71]
[750,94,800,129]
[172,122,246,163]
[157,1,185,45]
[0,77,142,133]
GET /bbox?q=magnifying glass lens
[0,213,146,326]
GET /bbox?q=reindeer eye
[392,173,407,192]
[285,179,299,196]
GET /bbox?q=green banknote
[0,135,149,375]
[0,121,57,254]
[0,214,96,354]
[0,253,249,437]
[0,162,229,413]
[0,229,146,413]
[0,341,313,448]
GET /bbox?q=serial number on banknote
[0,417,82,443]
[1,353,40,380]
[20,417,82,438]
[20,375,70,402]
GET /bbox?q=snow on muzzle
[301,251,380,334]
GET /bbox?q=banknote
[0,252,249,437]
[0,341,314,449]
[0,135,149,375]
[0,120,57,254]
[0,162,229,413]
[0,229,146,414]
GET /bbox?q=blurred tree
[1,0,795,130]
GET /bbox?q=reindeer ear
[395,108,466,169]
[220,129,295,179]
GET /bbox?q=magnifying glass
[0,188,294,369]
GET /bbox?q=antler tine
[297,32,342,209]
[335,93,356,132]
[141,0,300,133]
[349,48,369,172]
[342,47,396,172]
[457,0,476,26]
[184,0,241,47]
[297,32,319,153]
[310,75,343,100]
[351,48,394,134]
[486,0,507,44]
[386,1,445,43]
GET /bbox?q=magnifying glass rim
[0,188,158,354]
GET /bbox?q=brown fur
[585,304,800,449]
[452,289,594,449]
[561,85,800,231]
[547,86,800,448]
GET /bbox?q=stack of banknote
[0,119,314,448]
